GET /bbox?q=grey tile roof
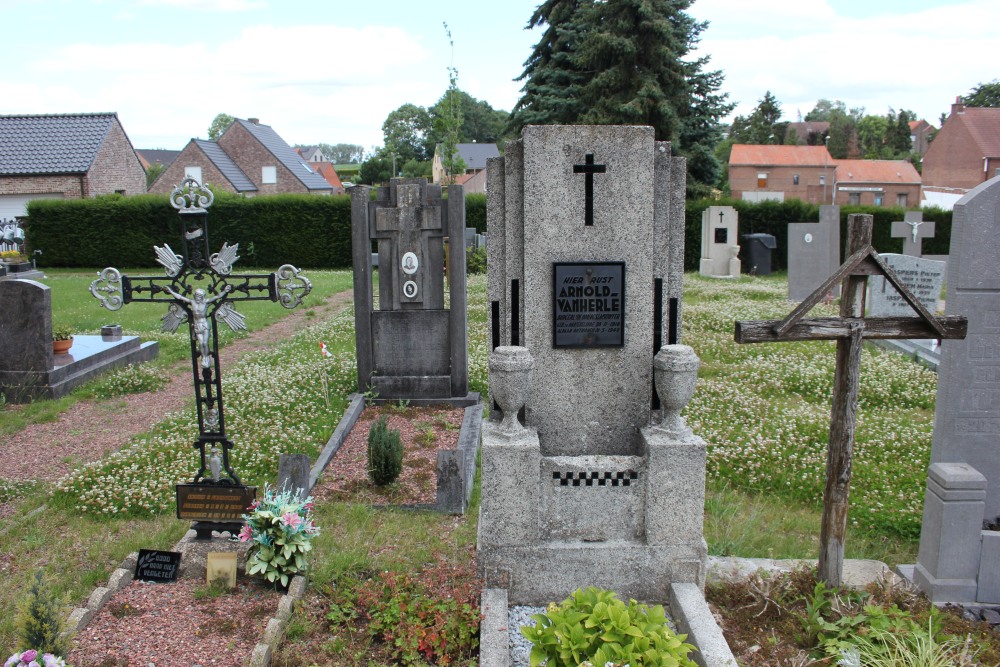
[232,119,332,191]
[193,140,257,192]
[0,112,117,175]
[137,148,180,167]
[456,143,499,170]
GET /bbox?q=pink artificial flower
[20,652,36,664]
[280,512,303,529]
[249,500,261,510]
[303,501,314,512]
[238,524,253,542]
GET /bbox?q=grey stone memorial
[868,254,944,317]
[0,279,158,403]
[479,125,708,605]
[787,205,840,302]
[891,211,935,257]
[350,178,475,405]
[912,176,1000,604]
[699,206,739,278]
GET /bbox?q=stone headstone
[868,254,945,317]
[350,178,475,405]
[699,206,739,277]
[479,125,706,604]
[787,206,841,302]
[0,279,53,389]
[891,211,935,257]
[914,175,1000,604]
[277,453,311,500]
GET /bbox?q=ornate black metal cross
[90,178,312,488]
[573,153,606,226]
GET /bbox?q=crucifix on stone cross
[573,153,607,226]
[90,177,312,492]
[891,211,935,257]
[734,213,967,587]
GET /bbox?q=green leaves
[521,586,698,667]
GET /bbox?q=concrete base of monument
[312,392,483,513]
[0,334,158,403]
[478,585,738,667]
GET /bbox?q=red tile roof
[835,159,921,184]
[956,107,1000,157]
[729,144,832,167]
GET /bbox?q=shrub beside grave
[367,414,403,486]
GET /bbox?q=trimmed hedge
[685,199,953,272]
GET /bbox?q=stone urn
[488,346,534,436]
[652,344,701,438]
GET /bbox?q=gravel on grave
[66,577,280,667]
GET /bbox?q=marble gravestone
[787,206,841,302]
[699,206,739,278]
[913,176,1000,604]
[479,125,708,605]
[868,254,944,317]
[350,178,476,405]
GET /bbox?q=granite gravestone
[699,206,739,278]
[914,176,1000,604]
[479,125,707,605]
[787,206,841,302]
[350,178,475,405]
[891,211,935,257]
[868,254,944,317]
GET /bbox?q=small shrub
[466,246,487,275]
[521,586,698,667]
[16,571,67,656]
[51,325,73,342]
[367,414,403,486]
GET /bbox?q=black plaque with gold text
[552,262,625,348]
[176,484,256,522]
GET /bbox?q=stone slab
[277,454,310,499]
[310,393,365,492]
[787,222,833,302]
[479,588,510,667]
[868,253,945,317]
[978,531,1000,604]
[670,582,738,667]
[435,402,483,514]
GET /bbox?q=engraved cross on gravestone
[573,153,607,226]
[891,211,935,257]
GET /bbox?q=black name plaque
[552,262,625,348]
[176,484,256,522]
[135,549,181,583]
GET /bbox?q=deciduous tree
[964,79,1000,107]
[207,113,235,141]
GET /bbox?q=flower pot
[53,337,73,355]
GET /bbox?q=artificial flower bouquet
[4,650,67,667]
[238,484,319,588]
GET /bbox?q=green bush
[466,246,487,274]
[465,192,486,233]
[521,587,698,667]
[367,414,403,486]
[16,571,67,656]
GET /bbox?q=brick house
[729,144,835,203]
[908,119,936,157]
[308,161,345,193]
[922,99,1000,201]
[150,118,333,196]
[833,159,921,208]
[432,143,499,185]
[0,112,146,220]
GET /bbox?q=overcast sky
[1,0,995,153]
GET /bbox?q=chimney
[248,117,260,125]
[952,97,965,116]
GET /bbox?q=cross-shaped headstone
[573,153,607,226]
[90,178,312,532]
[891,211,935,257]
[735,214,967,586]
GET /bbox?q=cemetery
[1,157,1000,667]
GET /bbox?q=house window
[184,166,202,183]
[849,193,861,205]
[897,193,908,207]
[793,174,800,185]
[874,194,884,206]
[757,172,768,188]
[262,166,277,184]
[819,174,826,185]
[115,190,125,195]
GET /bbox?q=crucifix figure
[735,214,966,586]
[90,177,312,490]
[573,153,607,226]
[890,211,935,257]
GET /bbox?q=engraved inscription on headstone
[135,549,182,583]
[868,254,945,318]
[552,262,625,348]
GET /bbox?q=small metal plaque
[176,484,256,522]
[714,228,728,244]
[553,262,625,348]
[135,549,181,583]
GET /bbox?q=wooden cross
[734,214,967,586]
[573,153,606,226]
[90,178,312,487]
[890,211,935,257]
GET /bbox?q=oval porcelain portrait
[403,280,418,298]
[401,252,418,275]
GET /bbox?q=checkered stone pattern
[552,469,639,487]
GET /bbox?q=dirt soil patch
[311,403,466,507]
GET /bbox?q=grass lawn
[0,269,938,659]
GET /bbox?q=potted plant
[52,325,74,355]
